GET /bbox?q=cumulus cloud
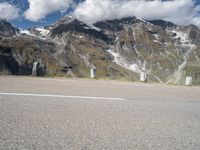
[24,0,74,22]
[0,2,19,20]
[191,17,200,27]
[73,0,200,27]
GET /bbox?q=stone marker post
[185,76,192,86]
[32,61,38,76]
[90,65,97,78]
[140,72,147,82]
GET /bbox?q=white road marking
[0,92,125,101]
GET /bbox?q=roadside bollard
[90,68,95,78]
[32,61,38,76]
[185,76,192,86]
[90,64,97,78]
[140,72,147,82]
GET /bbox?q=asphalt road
[0,76,200,150]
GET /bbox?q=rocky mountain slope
[0,16,200,85]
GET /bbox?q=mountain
[0,17,200,85]
[0,19,19,36]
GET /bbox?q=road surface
[0,76,200,150]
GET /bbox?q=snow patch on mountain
[19,30,35,36]
[19,29,47,40]
[84,25,101,31]
[153,33,159,39]
[35,28,50,37]
[172,30,192,47]
[108,49,142,74]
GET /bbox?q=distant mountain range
[0,16,200,85]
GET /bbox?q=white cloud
[191,17,200,27]
[24,0,73,22]
[73,0,200,27]
[0,2,19,20]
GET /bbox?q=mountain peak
[148,20,177,29]
[0,18,19,36]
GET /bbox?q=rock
[0,19,19,36]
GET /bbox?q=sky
[0,0,200,29]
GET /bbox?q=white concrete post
[90,65,96,78]
[185,76,192,86]
[140,72,147,82]
[32,61,38,76]
[90,69,95,78]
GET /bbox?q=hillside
[0,16,200,85]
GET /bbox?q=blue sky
[0,0,200,29]
[0,0,80,28]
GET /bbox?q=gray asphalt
[0,76,200,150]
